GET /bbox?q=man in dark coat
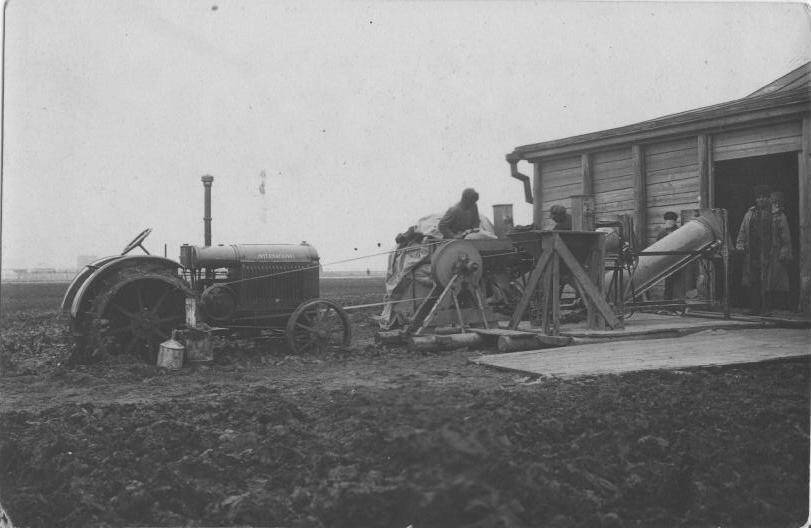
[656,211,679,241]
[735,186,793,314]
[439,188,480,239]
[656,211,681,299]
[550,205,572,230]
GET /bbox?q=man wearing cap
[439,188,480,239]
[735,186,793,315]
[656,211,681,299]
[550,205,572,231]
[656,211,679,241]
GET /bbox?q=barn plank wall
[643,137,700,244]
[632,145,646,244]
[592,148,635,221]
[581,153,593,195]
[538,156,581,229]
[713,121,802,161]
[698,135,710,209]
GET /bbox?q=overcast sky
[2,1,809,271]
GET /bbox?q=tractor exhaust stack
[201,175,214,246]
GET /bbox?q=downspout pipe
[506,154,533,204]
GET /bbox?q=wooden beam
[713,135,803,161]
[570,195,595,231]
[707,135,715,208]
[799,116,811,315]
[555,241,623,329]
[515,105,808,161]
[587,233,607,330]
[415,275,460,336]
[551,242,560,336]
[509,249,553,329]
[581,153,593,195]
[541,264,552,334]
[632,144,647,246]
[532,161,543,228]
[698,134,710,209]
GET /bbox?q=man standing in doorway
[656,211,679,241]
[656,211,681,299]
[735,186,793,315]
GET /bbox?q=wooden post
[551,236,561,336]
[543,263,555,334]
[799,117,811,315]
[632,144,647,246]
[509,250,553,329]
[555,241,623,329]
[707,135,715,208]
[570,195,595,231]
[532,161,544,228]
[588,232,607,330]
[581,153,593,195]
[698,134,710,209]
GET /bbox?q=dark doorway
[714,152,800,311]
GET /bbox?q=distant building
[2,268,75,282]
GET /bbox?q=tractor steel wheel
[286,299,351,354]
[90,272,189,362]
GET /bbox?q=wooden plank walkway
[555,313,771,339]
[472,328,811,379]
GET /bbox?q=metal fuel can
[157,330,185,369]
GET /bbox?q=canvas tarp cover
[378,213,495,329]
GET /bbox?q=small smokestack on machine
[201,175,214,247]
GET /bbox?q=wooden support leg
[509,250,553,329]
[588,235,607,330]
[473,287,489,329]
[556,242,623,329]
[541,263,552,334]
[415,274,459,335]
[571,270,591,321]
[406,284,441,335]
[451,287,465,329]
[551,252,561,336]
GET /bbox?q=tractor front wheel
[285,299,351,354]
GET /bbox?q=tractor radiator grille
[239,261,319,310]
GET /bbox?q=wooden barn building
[506,62,811,315]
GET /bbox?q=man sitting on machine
[439,188,481,239]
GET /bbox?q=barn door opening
[713,152,800,312]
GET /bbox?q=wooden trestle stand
[507,230,623,334]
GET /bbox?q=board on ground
[556,312,770,339]
[471,328,811,378]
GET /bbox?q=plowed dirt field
[0,280,808,527]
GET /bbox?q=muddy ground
[0,280,808,528]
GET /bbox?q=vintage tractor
[61,176,350,362]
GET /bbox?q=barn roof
[748,61,811,96]
[508,61,811,161]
